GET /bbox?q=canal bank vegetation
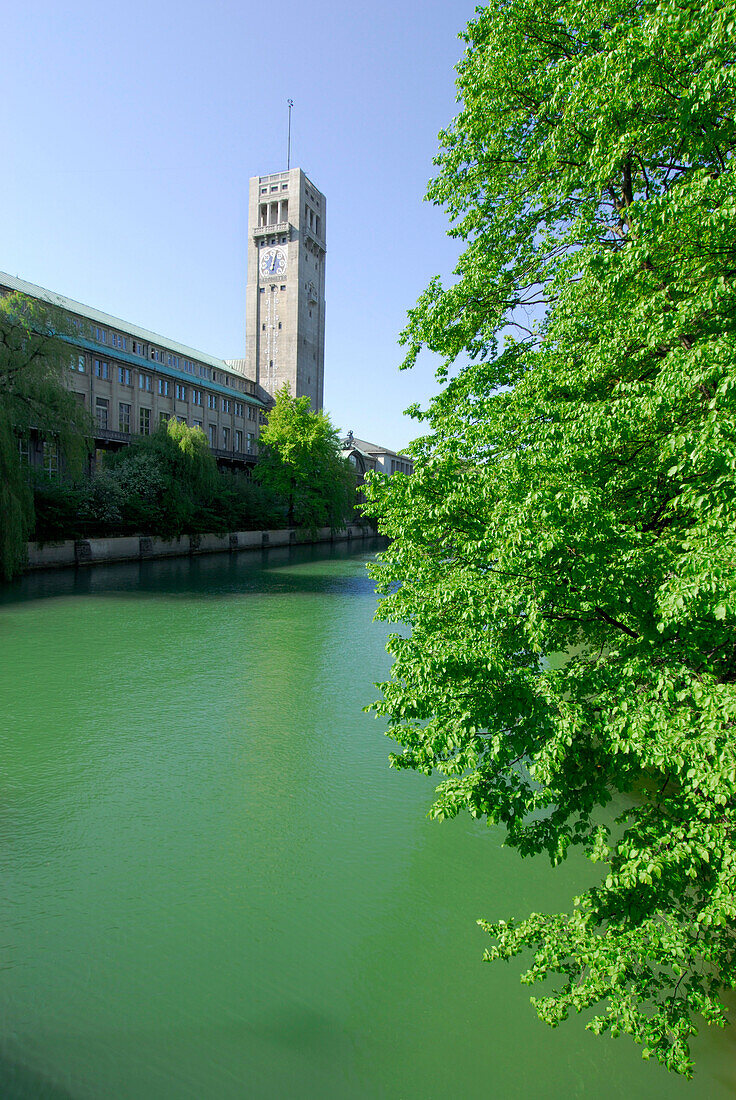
[33,419,285,543]
[365,0,736,1078]
[32,408,358,547]
[256,385,357,532]
[0,294,90,580]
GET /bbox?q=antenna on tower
[287,99,294,170]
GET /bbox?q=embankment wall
[26,526,371,571]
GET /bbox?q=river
[0,541,733,1099]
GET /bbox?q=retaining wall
[25,525,369,571]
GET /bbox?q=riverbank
[25,524,372,571]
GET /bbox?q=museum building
[0,168,327,475]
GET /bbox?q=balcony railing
[211,447,257,463]
[94,427,132,444]
[93,430,257,464]
[253,221,290,239]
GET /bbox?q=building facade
[0,270,267,472]
[244,169,326,412]
[0,164,328,473]
[340,433,414,477]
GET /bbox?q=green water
[0,542,733,1099]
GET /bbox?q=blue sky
[1,0,478,449]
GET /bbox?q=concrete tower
[244,168,326,412]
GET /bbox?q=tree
[364,0,736,1077]
[102,418,219,538]
[255,385,356,530]
[0,293,90,579]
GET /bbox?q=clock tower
[244,168,326,412]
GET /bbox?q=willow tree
[364,0,736,1076]
[0,293,90,579]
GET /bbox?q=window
[192,389,203,405]
[94,359,109,379]
[208,424,217,447]
[92,325,107,344]
[193,418,203,429]
[70,353,85,372]
[119,402,131,433]
[17,434,30,465]
[111,333,127,350]
[159,411,170,425]
[235,429,243,452]
[246,405,254,420]
[207,394,217,409]
[42,439,59,478]
[175,384,187,401]
[150,348,162,362]
[222,426,230,449]
[139,372,152,391]
[222,398,231,413]
[235,402,244,418]
[247,432,254,453]
[158,379,170,396]
[118,366,132,385]
[95,397,109,430]
[139,407,151,435]
[132,340,146,356]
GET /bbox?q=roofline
[60,334,265,406]
[344,437,410,459]
[0,270,247,380]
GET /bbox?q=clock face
[260,246,287,279]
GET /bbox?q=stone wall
[25,526,368,571]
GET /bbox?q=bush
[31,420,291,542]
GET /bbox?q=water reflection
[0,538,387,606]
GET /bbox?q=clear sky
[1,0,478,450]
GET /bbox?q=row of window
[94,398,255,452]
[305,206,322,237]
[83,359,256,417]
[390,458,413,475]
[80,328,249,391]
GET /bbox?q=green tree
[364,0,736,1076]
[0,293,90,579]
[103,419,219,538]
[255,385,356,530]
